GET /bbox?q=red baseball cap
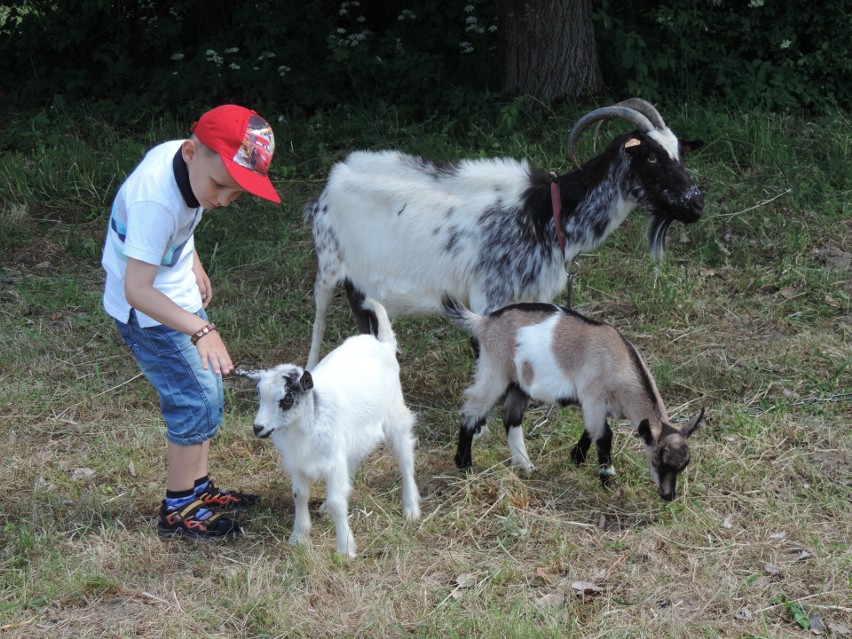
[190,104,281,203]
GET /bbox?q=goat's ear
[681,407,704,438]
[232,367,262,382]
[624,137,642,151]
[681,139,704,156]
[299,371,314,392]
[637,419,654,445]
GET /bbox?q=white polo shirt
[102,140,204,327]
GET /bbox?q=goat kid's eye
[279,395,294,410]
[647,155,658,164]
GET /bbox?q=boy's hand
[196,329,233,376]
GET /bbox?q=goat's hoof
[288,533,308,547]
[404,505,421,521]
[570,446,586,466]
[597,465,616,489]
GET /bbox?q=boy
[102,104,281,538]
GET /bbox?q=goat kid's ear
[637,419,654,445]
[681,139,704,156]
[681,407,705,438]
[299,371,314,392]
[232,367,262,382]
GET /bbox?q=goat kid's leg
[388,411,421,520]
[571,430,592,465]
[502,385,534,473]
[455,371,507,470]
[594,419,615,487]
[289,474,312,547]
[324,470,356,558]
[455,415,483,470]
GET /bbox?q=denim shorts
[114,309,223,445]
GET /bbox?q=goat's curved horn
[567,106,655,169]
[611,98,666,130]
[592,98,668,151]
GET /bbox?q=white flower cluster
[339,1,360,16]
[398,9,416,21]
[206,49,224,66]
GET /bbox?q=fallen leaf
[735,607,753,622]
[455,573,477,589]
[535,592,564,608]
[8,429,16,445]
[779,287,798,299]
[128,460,137,477]
[571,581,603,596]
[71,467,96,481]
[828,622,851,636]
[721,514,734,529]
[534,567,553,584]
[797,550,813,561]
[809,613,825,635]
[769,530,787,540]
[764,563,782,576]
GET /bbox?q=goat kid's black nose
[253,425,264,436]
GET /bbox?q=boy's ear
[181,138,199,164]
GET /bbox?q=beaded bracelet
[191,322,217,345]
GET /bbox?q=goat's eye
[647,155,658,164]
[279,395,294,410]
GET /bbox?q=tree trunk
[499,0,604,103]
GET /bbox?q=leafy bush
[593,0,851,112]
[0,1,498,121]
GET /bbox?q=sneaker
[157,499,242,539]
[195,479,260,511]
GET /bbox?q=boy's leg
[168,441,207,492]
[114,310,242,538]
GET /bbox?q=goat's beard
[648,214,672,260]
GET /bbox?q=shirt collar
[173,147,200,209]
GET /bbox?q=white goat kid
[306,98,704,368]
[237,298,420,557]
[442,296,703,502]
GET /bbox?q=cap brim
[222,158,281,204]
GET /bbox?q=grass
[0,102,850,637]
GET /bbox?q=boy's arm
[192,250,212,308]
[124,257,233,375]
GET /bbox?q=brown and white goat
[442,296,703,501]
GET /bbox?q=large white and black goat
[235,296,421,557]
[306,98,704,368]
[442,296,703,502]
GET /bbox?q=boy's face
[182,139,246,209]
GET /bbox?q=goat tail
[441,295,481,335]
[303,194,322,223]
[361,297,397,350]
